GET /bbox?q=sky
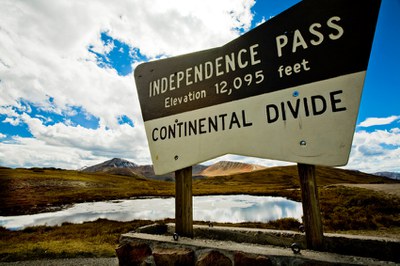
[0,0,399,173]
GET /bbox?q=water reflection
[0,195,302,230]
[193,195,302,223]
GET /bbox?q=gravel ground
[0,257,118,266]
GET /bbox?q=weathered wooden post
[175,166,193,238]
[297,163,324,250]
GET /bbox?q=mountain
[80,158,264,180]
[130,165,174,181]
[197,165,399,192]
[199,161,266,177]
[80,158,206,181]
[80,158,400,184]
[82,158,138,173]
[192,164,208,177]
[374,172,400,180]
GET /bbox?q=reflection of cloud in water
[193,195,302,223]
[0,195,302,230]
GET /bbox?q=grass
[0,219,153,262]
[0,165,399,261]
[319,185,400,231]
[0,168,174,215]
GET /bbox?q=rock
[196,250,232,266]
[153,247,195,266]
[234,251,272,266]
[116,241,152,266]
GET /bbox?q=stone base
[116,223,399,265]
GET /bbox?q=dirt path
[337,183,400,197]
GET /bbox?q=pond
[0,195,302,230]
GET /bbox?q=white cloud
[0,133,6,139]
[3,117,21,126]
[0,0,255,121]
[358,115,400,127]
[345,128,400,173]
[0,112,151,169]
[0,137,96,169]
[0,0,255,168]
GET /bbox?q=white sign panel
[135,0,381,175]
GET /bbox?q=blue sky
[0,0,399,172]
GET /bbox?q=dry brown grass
[0,168,174,215]
[0,219,153,262]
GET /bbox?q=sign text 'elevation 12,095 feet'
[134,0,381,175]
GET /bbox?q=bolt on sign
[135,0,381,175]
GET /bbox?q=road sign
[135,0,381,175]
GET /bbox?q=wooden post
[175,166,193,238]
[297,163,324,250]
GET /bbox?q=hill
[0,167,174,216]
[81,158,138,173]
[79,158,399,186]
[199,161,266,176]
[80,158,264,180]
[374,171,400,180]
[81,158,171,181]
[1,163,398,217]
[193,165,398,196]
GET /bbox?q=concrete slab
[120,224,400,265]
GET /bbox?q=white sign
[135,0,381,175]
